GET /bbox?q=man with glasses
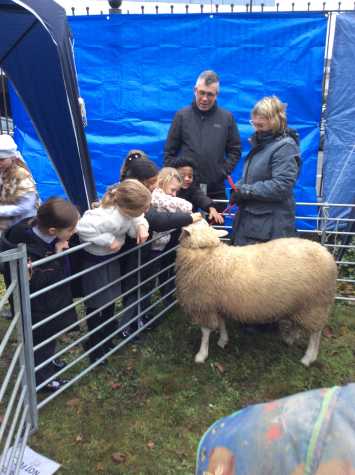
[164,70,241,212]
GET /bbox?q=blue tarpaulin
[322,13,355,231]
[10,13,327,228]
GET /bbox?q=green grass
[25,303,355,474]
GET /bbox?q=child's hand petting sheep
[208,206,224,224]
[191,212,203,223]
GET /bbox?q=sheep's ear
[179,227,192,241]
[214,229,229,239]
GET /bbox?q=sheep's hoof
[300,356,312,367]
[281,334,296,347]
[195,353,207,363]
[217,338,228,349]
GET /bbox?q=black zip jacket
[1,221,77,337]
[177,184,213,212]
[164,101,241,193]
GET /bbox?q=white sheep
[175,221,338,367]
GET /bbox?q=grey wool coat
[231,130,301,246]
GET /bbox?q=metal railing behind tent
[68,2,355,15]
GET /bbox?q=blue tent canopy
[0,0,96,212]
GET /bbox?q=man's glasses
[196,89,216,99]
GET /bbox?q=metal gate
[0,245,37,475]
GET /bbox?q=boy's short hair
[36,198,79,229]
[124,158,159,182]
[169,156,197,171]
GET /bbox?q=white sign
[1,447,60,475]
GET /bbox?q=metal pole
[138,245,142,322]
[16,244,38,429]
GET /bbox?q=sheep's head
[179,220,228,249]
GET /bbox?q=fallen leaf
[323,326,335,338]
[214,362,225,374]
[95,463,104,472]
[75,434,83,443]
[312,361,326,371]
[67,398,80,408]
[111,382,122,390]
[147,441,155,449]
[111,452,127,464]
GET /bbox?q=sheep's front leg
[217,318,229,349]
[301,331,321,367]
[195,327,211,363]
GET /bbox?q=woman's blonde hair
[101,179,151,214]
[157,167,182,192]
[120,149,149,181]
[252,96,287,133]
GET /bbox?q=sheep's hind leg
[195,327,212,363]
[217,318,229,349]
[301,331,321,367]
[279,319,299,346]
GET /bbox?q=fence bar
[0,387,26,472]
[0,344,22,402]
[0,311,20,358]
[0,368,24,442]
[5,407,30,475]
[15,244,38,429]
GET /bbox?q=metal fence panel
[0,245,37,475]
[0,204,353,470]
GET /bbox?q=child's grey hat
[0,134,19,159]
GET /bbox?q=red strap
[226,175,238,192]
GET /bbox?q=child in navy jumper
[1,198,79,392]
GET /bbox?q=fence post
[16,244,38,429]
[320,204,330,246]
[138,245,142,322]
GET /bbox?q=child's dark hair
[124,158,159,182]
[120,149,149,180]
[169,156,197,171]
[36,198,79,230]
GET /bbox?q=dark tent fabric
[0,0,97,212]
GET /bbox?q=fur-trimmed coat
[151,187,192,251]
[0,160,39,230]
